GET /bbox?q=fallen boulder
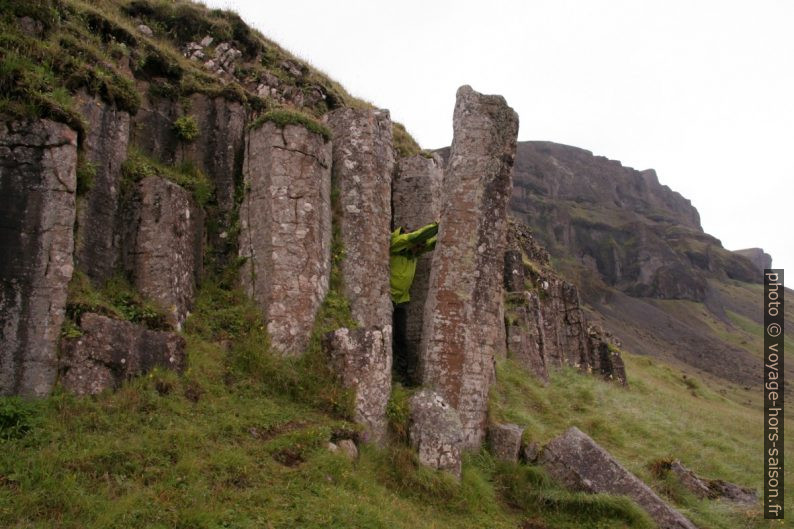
[540,427,698,529]
[659,459,758,506]
[408,389,464,478]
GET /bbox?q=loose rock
[488,423,524,462]
[540,427,697,529]
[408,389,464,478]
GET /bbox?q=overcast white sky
[206,0,793,274]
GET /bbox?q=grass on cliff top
[250,109,332,142]
[490,353,793,529]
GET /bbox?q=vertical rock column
[0,119,78,396]
[125,177,204,330]
[327,108,394,328]
[420,86,519,449]
[238,121,332,355]
[74,93,130,283]
[392,154,443,384]
[325,108,395,443]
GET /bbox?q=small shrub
[386,383,413,443]
[76,155,96,196]
[0,397,38,440]
[173,115,200,142]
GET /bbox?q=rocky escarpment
[504,222,626,385]
[733,247,772,273]
[508,141,759,301]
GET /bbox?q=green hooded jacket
[390,222,439,304]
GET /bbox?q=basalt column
[73,92,130,283]
[327,108,394,328]
[419,86,519,449]
[392,154,443,385]
[325,108,394,443]
[0,119,78,396]
[239,121,332,355]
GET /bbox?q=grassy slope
[1,1,787,528]
[491,352,793,529]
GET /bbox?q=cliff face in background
[501,141,792,385]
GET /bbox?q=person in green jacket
[390,221,438,386]
[390,222,439,304]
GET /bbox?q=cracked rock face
[0,119,78,396]
[408,389,464,478]
[419,85,519,449]
[130,92,245,220]
[327,107,394,330]
[239,122,332,355]
[60,313,186,395]
[504,222,627,385]
[392,154,443,385]
[124,176,204,330]
[74,92,130,283]
[540,427,698,529]
[324,326,392,445]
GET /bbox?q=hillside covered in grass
[0,1,787,528]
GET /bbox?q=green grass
[122,148,214,206]
[250,109,332,142]
[65,271,169,332]
[490,354,792,529]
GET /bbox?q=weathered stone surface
[420,85,519,449]
[60,313,186,395]
[74,92,130,283]
[327,107,394,330]
[124,176,204,330]
[408,389,464,478]
[0,119,78,396]
[392,154,443,384]
[239,122,332,355]
[130,92,246,216]
[521,440,541,463]
[540,427,697,529]
[733,247,772,274]
[181,93,246,215]
[661,459,758,505]
[324,327,392,444]
[587,324,628,385]
[504,222,627,384]
[488,423,524,462]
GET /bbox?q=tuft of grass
[75,154,97,195]
[65,271,170,330]
[392,122,422,158]
[0,397,40,441]
[172,114,200,142]
[250,108,332,141]
[121,148,213,206]
[386,382,414,444]
[496,461,656,529]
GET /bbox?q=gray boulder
[408,389,464,478]
[488,423,524,462]
[540,427,697,529]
